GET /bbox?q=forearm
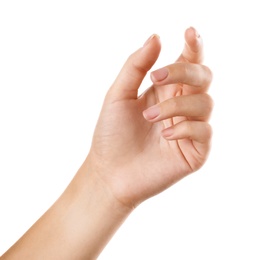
[1,156,132,260]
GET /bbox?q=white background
[1,1,276,259]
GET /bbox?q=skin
[1,27,213,260]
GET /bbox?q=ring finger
[143,93,213,122]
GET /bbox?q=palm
[92,83,205,206]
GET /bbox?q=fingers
[150,62,212,90]
[143,93,213,122]
[143,93,213,143]
[162,121,212,144]
[177,27,204,64]
[106,34,161,102]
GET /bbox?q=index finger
[177,27,204,64]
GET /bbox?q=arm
[1,27,213,260]
[1,158,131,259]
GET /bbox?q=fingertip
[143,34,160,47]
[161,127,174,139]
[140,33,161,68]
[185,27,202,53]
[150,67,169,82]
[108,34,161,101]
[186,27,200,39]
[142,105,160,121]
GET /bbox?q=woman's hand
[89,27,213,208]
[1,28,213,260]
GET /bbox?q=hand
[0,28,213,259]
[89,27,213,208]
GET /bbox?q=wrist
[74,154,134,218]
[51,156,134,259]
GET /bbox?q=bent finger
[150,62,212,90]
[143,93,213,122]
[162,121,212,144]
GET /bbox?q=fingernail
[194,29,200,38]
[151,67,168,82]
[143,34,159,47]
[162,127,174,138]
[190,26,200,38]
[143,105,160,120]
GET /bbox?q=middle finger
[143,93,213,122]
[150,62,212,91]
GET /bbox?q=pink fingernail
[143,105,160,120]
[151,67,168,82]
[143,34,159,47]
[162,127,174,138]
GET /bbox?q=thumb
[106,34,161,102]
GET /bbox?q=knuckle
[168,97,179,112]
[185,121,193,138]
[204,123,213,140]
[199,93,214,115]
[202,65,213,86]
[180,63,189,78]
